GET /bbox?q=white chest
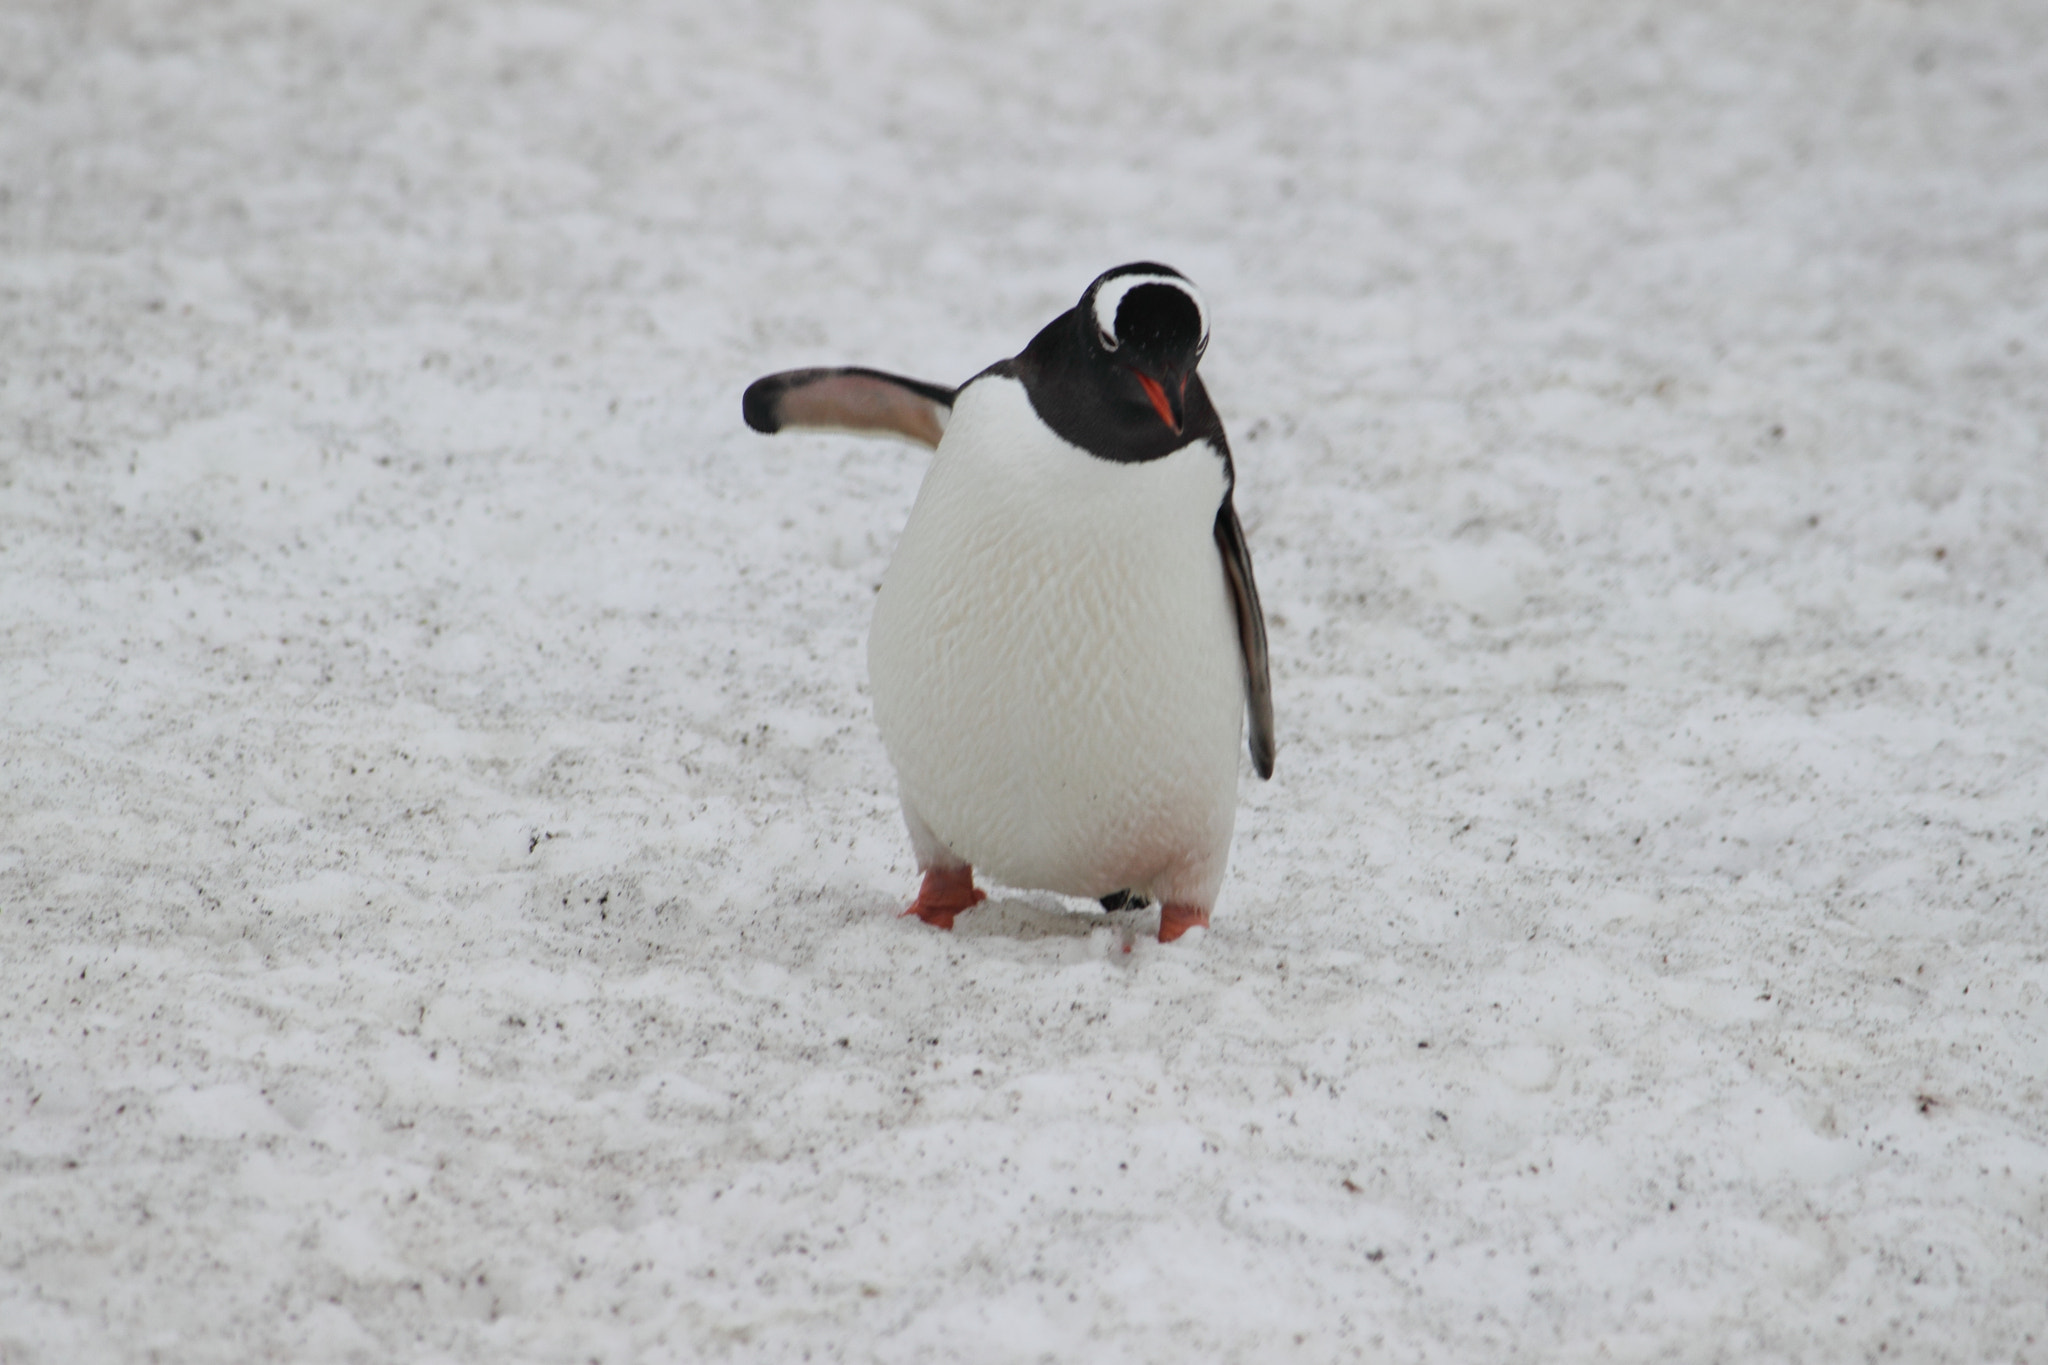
[867,376,1245,902]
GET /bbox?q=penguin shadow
[951,893,1146,944]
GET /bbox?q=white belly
[868,376,1245,906]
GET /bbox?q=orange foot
[900,866,986,931]
[1157,903,1210,943]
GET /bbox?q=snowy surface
[5,1,2048,1360]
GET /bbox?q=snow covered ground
[5,0,2046,1359]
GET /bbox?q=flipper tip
[741,376,784,434]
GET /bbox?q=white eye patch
[1091,273,1209,353]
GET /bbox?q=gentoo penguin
[742,263,1273,942]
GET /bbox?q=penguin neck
[990,309,1229,467]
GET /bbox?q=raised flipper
[1215,493,1275,780]
[742,366,957,450]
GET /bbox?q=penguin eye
[1097,326,1119,352]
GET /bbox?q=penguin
[742,263,1273,942]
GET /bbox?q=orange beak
[1134,371,1185,434]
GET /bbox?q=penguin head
[1081,263,1209,435]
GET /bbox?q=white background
[3,1,2045,1359]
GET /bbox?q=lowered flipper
[1215,495,1275,780]
[742,366,956,450]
